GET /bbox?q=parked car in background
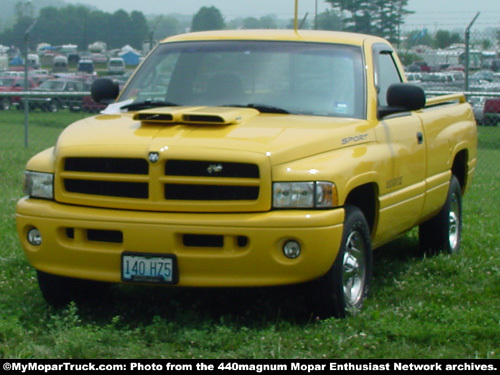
[483,98,500,126]
[91,53,107,64]
[0,76,36,110]
[469,96,486,125]
[408,61,431,72]
[28,69,52,86]
[52,56,68,73]
[470,70,495,83]
[108,57,125,74]
[1,70,25,77]
[27,54,40,69]
[77,59,94,74]
[19,78,87,112]
[482,59,500,72]
[81,94,106,113]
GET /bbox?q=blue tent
[10,56,24,65]
[120,50,140,66]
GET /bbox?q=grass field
[0,110,498,359]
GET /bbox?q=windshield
[120,41,365,118]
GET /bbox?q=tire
[37,270,110,307]
[43,99,59,113]
[419,175,462,255]
[0,97,11,111]
[311,205,372,318]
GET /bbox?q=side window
[375,51,402,106]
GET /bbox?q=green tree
[191,6,225,32]
[0,4,149,50]
[325,0,413,42]
[316,9,342,31]
[259,15,277,29]
[151,16,180,40]
[130,11,149,47]
[404,29,433,49]
[434,29,461,49]
[15,0,36,19]
[242,17,260,29]
[372,0,413,44]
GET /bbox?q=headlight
[273,181,337,208]
[24,171,54,199]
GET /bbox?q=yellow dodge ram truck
[16,30,477,317]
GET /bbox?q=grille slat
[65,157,148,175]
[166,159,259,178]
[64,179,149,198]
[165,184,259,201]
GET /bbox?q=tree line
[2,1,495,54]
[1,4,149,51]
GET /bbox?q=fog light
[283,240,301,259]
[27,228,42,246]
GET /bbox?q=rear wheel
[311,205,372,318]
[419,175,462,255]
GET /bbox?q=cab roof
[161,29,389,47]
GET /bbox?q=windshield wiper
[223,103,292,114]
[121,100,179,111]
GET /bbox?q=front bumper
[16,198,344,287]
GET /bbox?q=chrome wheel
[448,192,460,252]
[343,230,367,306]
[311,205,372,318]
[419,175,462,255]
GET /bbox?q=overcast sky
[64,0,499,31]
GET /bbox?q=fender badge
[148,152,160,163]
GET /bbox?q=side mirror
[378,83,426,118]
[91,78,119,104]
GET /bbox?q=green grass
[0,111,499,359]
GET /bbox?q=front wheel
[311,205,372,318]
[419,175,462,255]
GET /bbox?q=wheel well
[344,183,377,234]
[452,150,468,191]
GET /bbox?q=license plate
[121,253,177,284]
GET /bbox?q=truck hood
[56,106,374,165]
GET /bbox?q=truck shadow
[372,230,422,278]
[75,282,315,325]
[71,232,422,325]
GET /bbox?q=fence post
[24,19,37,148]
[464,12,480,92]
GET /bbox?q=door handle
[417,132,424,144]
